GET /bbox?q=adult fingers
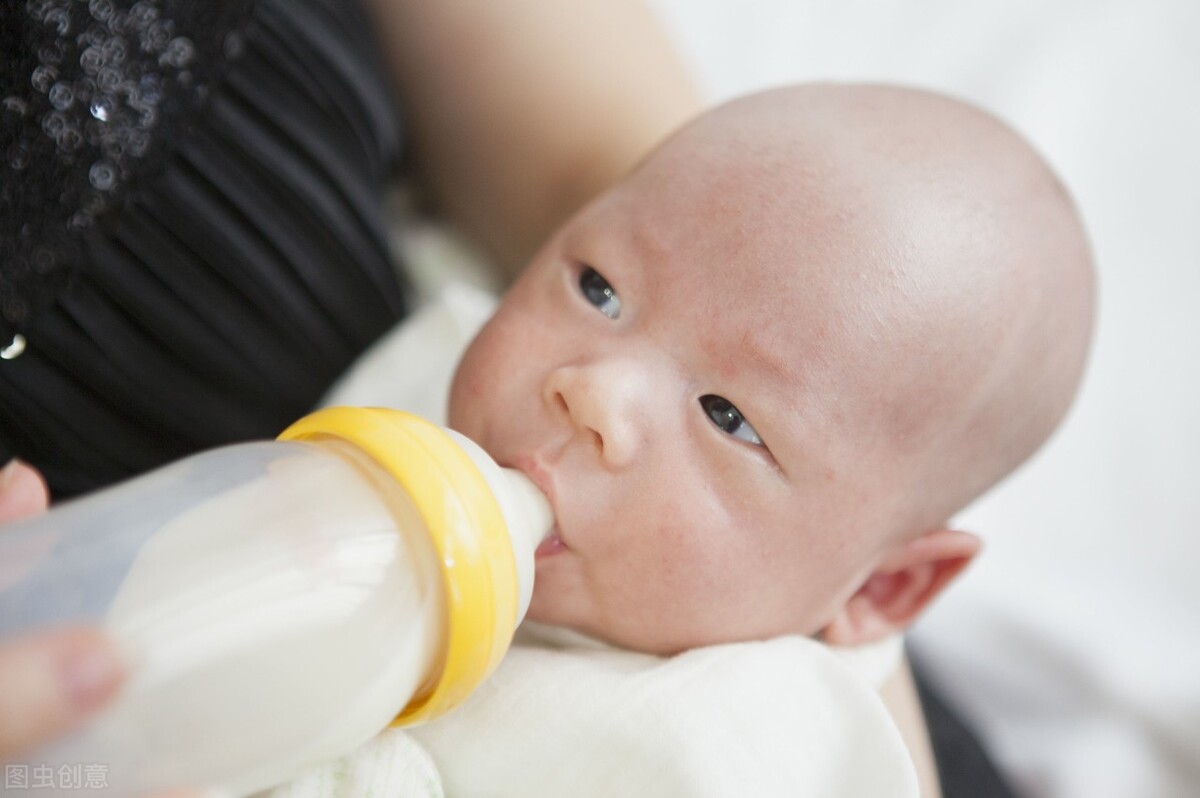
[0,460,49,523]
[0,626,125,761]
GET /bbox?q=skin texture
[449,84,1095,656]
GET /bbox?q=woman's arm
[362,0,701,277]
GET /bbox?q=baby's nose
[543,359,647,468]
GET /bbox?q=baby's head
[449,84,1094,655]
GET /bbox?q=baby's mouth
[535,526,567,559]
[502,452,565,557]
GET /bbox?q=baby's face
[448,85,1094,654]
[449,145,914,654]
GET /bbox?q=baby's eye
[578,266,621,319]
[699,395,764,447]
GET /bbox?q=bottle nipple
[443,431,553,626]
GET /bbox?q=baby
[290,82,1094,797]
[448,82,1094,656]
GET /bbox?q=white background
[644,1,1200,795]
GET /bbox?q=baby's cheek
[447,349,496,435]
[473,310,531,369]
[639,513,717,592]
[451,315,514,397]
[670,500,747,576]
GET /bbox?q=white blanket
[264,627,913,798]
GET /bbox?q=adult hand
[0,458,50,523]
[0,460,127,761]
[0,626,125,761]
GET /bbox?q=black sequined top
[0,0,411,497]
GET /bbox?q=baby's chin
[526,592,819,656]
[524,599,694,656]
[516,618,615,650]
[525,560,733,655]
[523,580,624,650]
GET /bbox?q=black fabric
[0,0,411,498]
[0,0,255,338]
[912,657,1020,798]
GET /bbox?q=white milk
[0,409,551,797]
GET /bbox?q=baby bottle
[0,408,552,797]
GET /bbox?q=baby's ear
[821,528,980,647]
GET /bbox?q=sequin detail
[0,0,252,337]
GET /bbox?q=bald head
[639,84,1096,535]
[449,82,1094,649]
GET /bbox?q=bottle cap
[278,407,541,724]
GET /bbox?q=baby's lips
[504,453,575,557]
[535,528,567,559]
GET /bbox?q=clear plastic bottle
[0,408,552,797]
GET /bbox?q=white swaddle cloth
[411,626,915,798]
[264,623,915,798]
[259,285,919,798]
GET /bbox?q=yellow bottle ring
[279,407,519,725]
